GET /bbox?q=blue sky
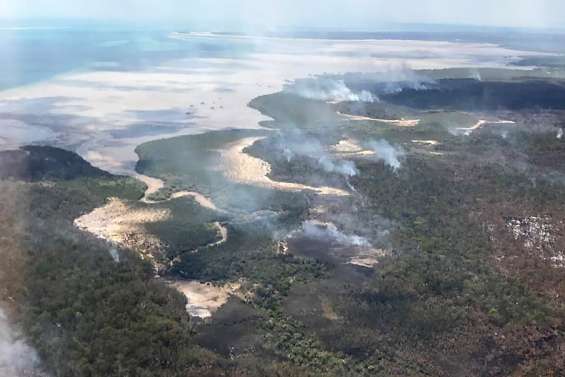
[1,0,564,30]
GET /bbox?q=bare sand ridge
[337,111,421,127]
[221,137,350,197]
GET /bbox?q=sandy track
[456,119,515,136]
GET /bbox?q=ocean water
[0,27,256,91]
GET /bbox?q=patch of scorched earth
[504,216,565,268]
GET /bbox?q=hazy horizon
[2,0,565,32]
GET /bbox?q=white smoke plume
[367,139,405,170]
[284,77,376,103]
[557,128,563,140]
[301,220,370,247]
[0,308,44,377]
[318,156,359,177]
[109,248,120,263]
[280,134,358,176]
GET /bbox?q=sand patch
[170,281,241,318]
[74,198,169,259]
[348,249,390,268]
[331,138,376,157]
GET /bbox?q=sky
[1,0,564,31]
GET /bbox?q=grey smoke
[0,308,43,377]
[284,77,375,103]
[301,220,370,247]
[557,128,563,140]
[367,139,405,170]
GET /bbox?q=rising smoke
[318,156,358,176]
[367,139,405,170]
[278,132,359,177]
[301,220,370,247]
[341,66,434,96]
[283,67,432,111]
[284,77,376,103]
[109,248,120,263]
[0,308,43,377]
